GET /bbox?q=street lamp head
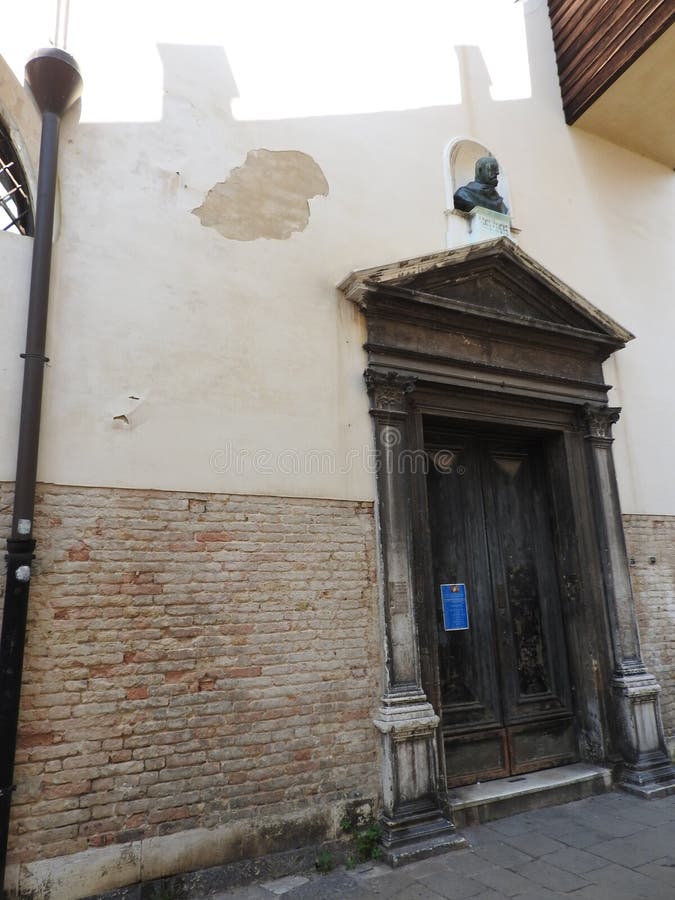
[25,48,82,117]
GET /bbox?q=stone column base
[614,673,675,798]
[379,801,466,866]
[374,692,464,865]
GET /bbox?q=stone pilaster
[365,369,463,863]
[584,405,675,796]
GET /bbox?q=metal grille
[0,121,34,236]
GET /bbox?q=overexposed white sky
[4,1,532,122]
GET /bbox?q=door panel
[427,438,502,731]
[426,425,577,787]
[482,443,572,722]
[444,729,509,785]
[508,716,577,775]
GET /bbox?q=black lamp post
[0,48,82,888]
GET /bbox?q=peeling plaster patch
[192,149,328,241]
[111,393,148,430]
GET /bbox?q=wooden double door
[426,425,578,787]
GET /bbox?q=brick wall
[0,483,381,874]
[625,514,675,742]
[4,485,673,890]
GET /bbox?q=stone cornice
[338,237,634,346]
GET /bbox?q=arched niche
[443,136,514,249]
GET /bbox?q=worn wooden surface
[548,0,675,122]
[426,428,577,787]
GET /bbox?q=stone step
[448,762,613,827]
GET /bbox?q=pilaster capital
[364,369,417,415]
[583,404,621,442]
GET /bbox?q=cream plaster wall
[0,0,673,513]
[576,26,675,170]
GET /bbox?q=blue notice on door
[441,583,469,631]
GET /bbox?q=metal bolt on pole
[0,48,82,889]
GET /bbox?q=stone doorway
[339,238,675,863]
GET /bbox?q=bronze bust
[453,156,508,215]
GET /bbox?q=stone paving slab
[574,862,675,900]
[638,859,675,887]
[205,791,675,899]
[261,876,310,895]
[494,831,568,858]
[416,867,486,898]
[533,845,606,875]
[469,864,533,896]
[511,858,590,893]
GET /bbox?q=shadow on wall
[57,31,547,252]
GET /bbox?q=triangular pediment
[339,238,633,346]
